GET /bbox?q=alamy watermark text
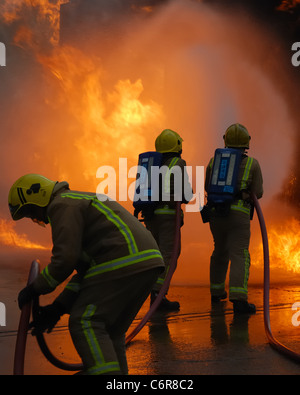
[292,302,300,327]
[291,42,300,67]
[0,42,6,67]
[96,158,204,212]
[0,302,6,326]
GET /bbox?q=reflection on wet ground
[127,285,300,375]
[1,264,300,375]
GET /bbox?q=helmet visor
[9,203,32,220]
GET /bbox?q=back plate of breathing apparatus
[133,151,163,212]
[207,148,243,205]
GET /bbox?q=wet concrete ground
[0,263,300,375]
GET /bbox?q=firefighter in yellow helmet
[143,129,193,310]
[204,124,263,314]
[9,174,164,375]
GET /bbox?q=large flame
[0,219,49,250]
[0,0,63,45]
[0,0,164,250]
[268,218,300,273]
[252,217,300,274]
[0,0,164,185]
[37,45,163,184]
[0,0,299,286]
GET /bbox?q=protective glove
[29,301,65,336]
[18,284,39,310]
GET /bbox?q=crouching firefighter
[133,129,193,311]
[9,174,164,375]
[202,123,263,314]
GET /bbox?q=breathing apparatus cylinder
[207,148,243,205]
[133,151,163,217]
[201,148,243,222]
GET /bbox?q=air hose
[125,201,182,345]
[252,193,300,363]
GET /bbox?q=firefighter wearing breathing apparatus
[9,174,164,375]
[135,129,193,311]
[204,124,263,314]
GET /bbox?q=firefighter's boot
[232,300,256,315]
[211,291,227,303]
[151,291,180,311]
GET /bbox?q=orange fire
[0,0,66,45]
[1,1,53,47]
[253,217,300,274]
[36,44,164,187]
[277,0,300,11]
[0,0,299,284]
[0,219,49,250]
[269,218,300,273]
[0,0,165,185]
[0,0,164,250]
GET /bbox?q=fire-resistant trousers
[209,210,251,302]
[68,267,162,375]
[144,213,181,293]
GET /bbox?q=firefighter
[142,129,193,311]
[9,174,164,375]
[205,124,263,314]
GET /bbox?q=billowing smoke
[0,0,299,282]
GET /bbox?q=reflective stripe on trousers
[80,304,121,375]
[209,211,251,302]
[229,249,250,298]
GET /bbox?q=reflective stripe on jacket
[33,183,164,299]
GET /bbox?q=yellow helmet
[155,129,183,153]
[223,123,251,149]
[8,174,57,220]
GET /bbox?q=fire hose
[15,196,299,373]
[13,201,181,373]
[13,259,83,373]
[13,259,39,375]
[252,193,300,363]
[32,290,84,372]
